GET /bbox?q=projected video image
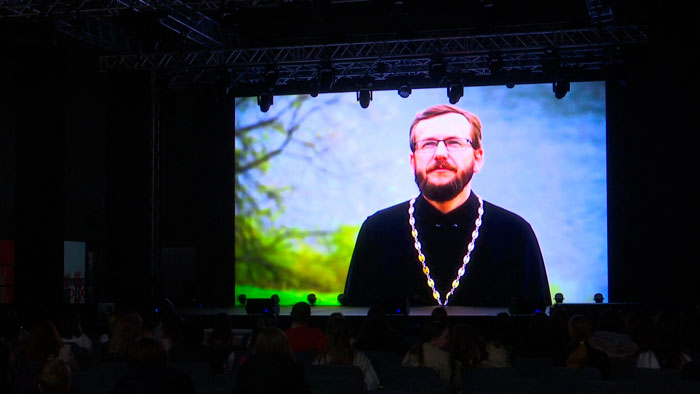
[235,82,607,306]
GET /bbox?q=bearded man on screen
[342,104,551,309]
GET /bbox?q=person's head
[430,307,448,324]
[568,314,593,343]
[24,320,64,362]
[409,104,484,202]
[323,313,355,364]
[363,305,389,331]
[209,312,232,343]
[326,313,351,344]
[253,328,295,362]
[127,337,167,368]
[108,313,143,358]
[425,319,450,349]
[449,323,488,369]
[182,317,205,345]
[38,358,71,394]
[290,302,312,325]
[162,314,185,343]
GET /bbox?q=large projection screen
[235,82,607,306]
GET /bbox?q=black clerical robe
[342,192,551,308]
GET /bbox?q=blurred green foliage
[234,95,356,304]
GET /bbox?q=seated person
[284,302,327,355]
[313,313,379,391]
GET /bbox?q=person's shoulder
[367,200,410,219]
[482,199,534,231]
[361,200,411,228]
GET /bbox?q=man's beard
[414,161,473,202]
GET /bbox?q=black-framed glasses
[413,138,473,153]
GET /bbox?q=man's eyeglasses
[413,138,473,153]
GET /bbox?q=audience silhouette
[1,301,698,394]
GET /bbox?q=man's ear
[473,148,484,174]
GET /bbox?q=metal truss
[2,1,647,94]
[97,24,647,93]
[1,0,233,49]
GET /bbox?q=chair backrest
[544,366,602,394]
[634,368,681,394]
[578,379,638,394]
[511,356,553,380]
[304,364,365,394]
[609,356,637,380]
[363,350,402,379]
[169,361,215,387]
[462,367,516,393]
[672,380,700,394]
[294,351,318,366]
[381,366,450,394]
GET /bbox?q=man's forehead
[413,112,472,138]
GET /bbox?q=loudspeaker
[245,298,276,315]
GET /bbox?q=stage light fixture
[258,93,273,112]
[398,85,412,98]
[357,89,372,108]
[554,293,564,304]
[553,80,570,99]
[237,294,247,305]
[307,293,317,306]
[593,293,605,303]
[447,84,463,104]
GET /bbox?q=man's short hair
[409,104,483,151]
[290,302,311,324]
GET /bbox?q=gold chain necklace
[408,195,484,306]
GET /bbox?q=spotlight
[258,93,273,112]
[398,85,412,98]
[506,83,515,89]
[237,294,247,305]
[307,293,317,306]
[357,89,372,108]
[554,293,564,304]
[593,293,605,303]
[447,84,463,104]
[553,80,570,99]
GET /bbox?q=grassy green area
[235,284,341,306]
